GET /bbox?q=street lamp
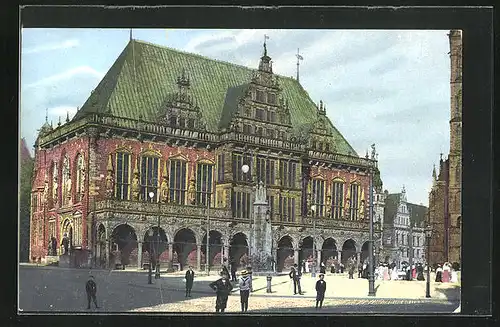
[205,192,211,276]
[147,228,153,284]
[310,204,317,278]
[148,191,161,279]
[368,168,376,296]
[425,225,433,298]
[241,164,251,259]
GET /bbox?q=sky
[20,28,452,206]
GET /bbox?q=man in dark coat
[358,262,363,278]
[320,261,326,274]
[209,273,233,313]
[230,260,237,282]
[416,263,425,281]
[315,273,327,309]
[289,264,303,295]
[85,275,99,309]
[185,266,195,297]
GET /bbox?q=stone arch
[341,238,357,266]
[173,228,197,270]
[173,226,200,245]
[229,232,249,269]
[361,241,370,264]
[321,237,338,266]
[299,236,314,267]
[277,235,294,272]
[96,224,107,268]
[143,226,169,266]
[110,224,138,267]
[201,230,224,269]
[60,217,74,252]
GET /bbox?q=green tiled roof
[75,39,357,156]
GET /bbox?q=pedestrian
[301,259,306,275]
[209,272,233,313]
[221,263,230,280]
[358,262,363,278]
[289,264,303,295]
[238,269,252,312]
[246,266,254,292]
[230,260,237,282]
[185,265,195,297]
[85,275,99,310]
[315,273,326,309]
[320,261,326,274]
[340,262,345,274]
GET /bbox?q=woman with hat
[238,269,252,312]
[209,271,233,313]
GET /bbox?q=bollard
[266,275,272,293]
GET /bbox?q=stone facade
[382,187,427,267]
[29,40,382,271]
[428,30,462,265]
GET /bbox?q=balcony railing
[308,150,376,169]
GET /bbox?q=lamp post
[408,223,413,281]
[147,228,153,284]
[368,168,375,296]
[148,191,161,279]
[310,204,317,278]
[241,164,251,260]
[425,225,433,298]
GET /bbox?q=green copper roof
[75,39,357,156]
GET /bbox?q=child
[315,273,326,309]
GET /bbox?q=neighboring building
[382,187,427,267]
[428,30,462,265]
[30,38,382,271]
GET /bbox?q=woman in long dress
[451,268,458,283]
[442,263,451,283]
[435,265,443,282]
[390,266,398,280]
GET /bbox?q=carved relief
[187,179,196,205]
[105,154,114,198]
[160,162,169,203]
[131,157,140,201]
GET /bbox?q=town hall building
[29,38,382,272]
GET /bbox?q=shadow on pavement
[434,285,461,302]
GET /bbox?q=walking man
[289,264,303,295]
[185,266,195,297]
[85,275,99,310]
[238,269,252,312]
[209,272,233,313]
[315,273,327,309]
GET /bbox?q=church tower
[447,29,462,263]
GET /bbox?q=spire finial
[440,152,443,161]
[263,34,269,56]
[45,108,48,123]
[296,48,304,82]
[129,28,133,41]
[432,164,437,179]
[57,116,61,127]
[66,111,70,123]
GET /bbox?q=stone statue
[255,181,267,204]
[131,173,140,200]
[345,199,351,219]
[359,200,365,220]
[187,179,196,205]
[105,172,114,198]
[65,177,72,202]
[53,181,58,206]
[160,176,169,203]
[43,180,49,204]
[61,234,70,255]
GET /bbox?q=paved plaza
[19,264,460,314]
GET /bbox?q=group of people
[288,263,327,309]
[208,264,253,313]
[435,262,458,283]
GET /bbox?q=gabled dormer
[158,68,206,131]
[227,40,292,140]
[308,100,335,152]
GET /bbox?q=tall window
[267,195,274,220]
[32,193,38,213]
[279,196,296,222]
[267,110,276,122]
[280,161,297,188]
[232,191,251,219]
[256,156,275,185]
[268,93,276,104]
[349,183,360,220]
[243,124,252,134]
[255,108,265,120]
[256,126,264,136]
[169,160,187,204]
[51,162,58,206]
[217,154,225,183]
[115,152,131,200]
[232,153,252,182]
[61,156,71,206]
[332,181,344,219]
[256,90,265,102]
[196,163,213,206]
[75,154,85,202]
[312,179,325,216]
[140,156,159,202]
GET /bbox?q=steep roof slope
[20,138,32,162]
[75,39,357,155]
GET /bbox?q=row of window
[166,115,196,129]
[255,90,277,105]
[242,124,286,140]
[311,181,363,220]
[401,248,423,259]
[395,234,422,247]
[231,191,296,222]
[231,154,298,187]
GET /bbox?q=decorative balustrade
[96,199,233,219]
[308,150,376,168]
[301,216,375,231]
